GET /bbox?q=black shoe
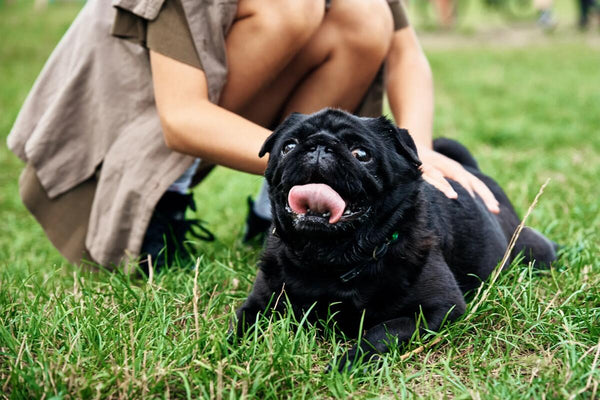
[242,196,272,243]
[140,191,214,272]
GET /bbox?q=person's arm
[385,27,500,213]
[150,50,270,175]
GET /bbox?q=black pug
[236,108,557,371]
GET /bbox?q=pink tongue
[288,183,346,224]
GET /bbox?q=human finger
[468,175,500,214]
[450,172,475,198]
[421,165,458,199]
[446,164,500,213]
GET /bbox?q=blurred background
[2,0,599,31]
[411,0,597,32]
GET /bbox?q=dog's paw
[327,348,381,373]
[226,328,237,345]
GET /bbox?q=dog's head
[260,109,423,263]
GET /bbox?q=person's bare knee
[273,0,394,117]
[239,0,394,122]
[237,0,325,44]
[221,0,325,113]
[328,0,394,62]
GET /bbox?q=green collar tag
[340,231,401,283]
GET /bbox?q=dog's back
[433,138,558,270]
[433,137,480,170]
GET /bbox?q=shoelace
[181,195,215,242]
[184,219,215,242]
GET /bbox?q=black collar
[339,232,400,283]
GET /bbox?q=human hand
[417,146,500,214]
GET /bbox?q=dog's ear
[392,126,422,168]
[259,112,307,158]
[372,116,421,168]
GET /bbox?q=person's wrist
[415,143,435,162]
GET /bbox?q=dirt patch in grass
[419,25,600,50]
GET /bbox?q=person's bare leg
[219,0,325,114]
[434,0,454,28]
[240,0,394,127]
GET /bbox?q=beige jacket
[7,0,237,266]
[7,0,405,267]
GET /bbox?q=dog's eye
[282,141,297,155]
[351,148,371,162]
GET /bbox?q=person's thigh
[240,0,394,127]
[218,0,325,114]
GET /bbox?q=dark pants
[579,0,599,27]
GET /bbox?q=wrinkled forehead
[291,114,373,142]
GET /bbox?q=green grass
[1,2,599,399]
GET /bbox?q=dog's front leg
[234,298,268,338]
[234,270,283,337]
[336,303,461,372]
[336,254,467,372]
[336,315,420,372]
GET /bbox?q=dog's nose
[306,145,334,164]
[308,145,333,153]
